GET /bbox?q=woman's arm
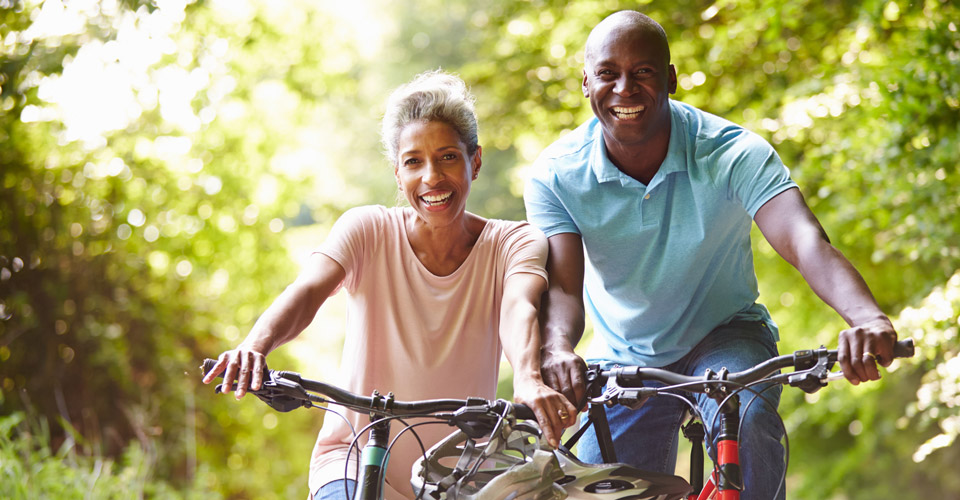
[202,252,346,398]
[500,271,578,448]
[754,187,897,384]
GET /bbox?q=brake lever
[217,371,312,412]
[450,404,503,439]
[590,378,658,410]
[824,371,845,382]
[788,346,836,394]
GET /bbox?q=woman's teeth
[422,192,452,205]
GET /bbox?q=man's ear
[582,69,590,98]
[668,64,678,95]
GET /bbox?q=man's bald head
[584,11,671,70]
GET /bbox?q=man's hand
[513,378,578,449]
[837,317,898,385]
[540,344,588,408]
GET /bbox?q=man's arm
[754,187,897,385]
[540,232,589,405]
[500,272,577,447]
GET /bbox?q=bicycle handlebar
[200,358,537,420]
[594,338,914,398]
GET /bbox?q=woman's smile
[420,190,454,209]
[395,120,480,225]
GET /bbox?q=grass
[0,412,221,500]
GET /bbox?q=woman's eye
[441,153,457,160]
[403,158,421,166]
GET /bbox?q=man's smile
[612,105,646,120]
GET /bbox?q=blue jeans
[578,321,786,500]
[312,479,357,500]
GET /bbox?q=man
[523,10,897,500]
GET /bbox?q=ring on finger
[861,352,876,363]
[557,409,569,419]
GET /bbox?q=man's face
[582,26,677,151]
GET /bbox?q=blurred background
[1,0,958,498]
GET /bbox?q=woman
[202,70,577,500]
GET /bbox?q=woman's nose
[422,161,443,184]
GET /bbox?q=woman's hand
[513,377,579,449]
[201,347,267,399]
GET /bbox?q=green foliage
[0,411,219,499]
[1,0,958,497]
[783,272,960,500]
[1,1,331,497]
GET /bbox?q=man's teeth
[422,192,452,205]
[613,105,645,118]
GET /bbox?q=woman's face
[395,120,480,228]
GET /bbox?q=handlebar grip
[513,403,535,421]
[201,358,218,376]
[893,338,915,359]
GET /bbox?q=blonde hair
[381,70,479,164]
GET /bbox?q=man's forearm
[540,287,585,351]
[795,240,889,327]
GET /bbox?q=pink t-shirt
[307,206,548,499]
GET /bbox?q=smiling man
[523,10,898,500]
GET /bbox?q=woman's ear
[472,145,482,180]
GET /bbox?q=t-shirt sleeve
[726,130,798,217]
[523,160,581,238]
[500,221,549,284]
[314,206,378,292]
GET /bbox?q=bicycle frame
[572,367,776,500]
[565,338,916,500]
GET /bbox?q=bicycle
[201,337,914,500]
[540,337,917,500]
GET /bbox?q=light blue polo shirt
[524,100,797,368]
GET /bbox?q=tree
[2,0,957,497]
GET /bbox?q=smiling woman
[202,70,578,500]
[394,119,483,275]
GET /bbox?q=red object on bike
[695,472,716,500]
[717,439,739,466]
[717,439,740,500]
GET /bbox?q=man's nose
[614,75,639,96]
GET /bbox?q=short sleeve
[499,221,549,284]
[726,131,798,217]
[523,161,581,238]
[314,206,380,292]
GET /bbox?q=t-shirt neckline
[397,207,491,279]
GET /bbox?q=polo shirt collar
[589,100,688,187]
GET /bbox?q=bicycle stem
[355,414,391,500]
[716,397,742,500]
